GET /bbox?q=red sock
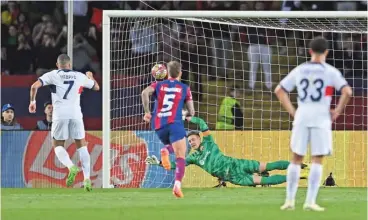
[164,145,174,154]
[175,157,185,182]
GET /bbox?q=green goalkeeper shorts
[227,159,260,186]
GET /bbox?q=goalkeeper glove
[145,155,160,165]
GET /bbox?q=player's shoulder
[297,61,322,70]
[69,70,86,77]
[321,62,342,75]
[174,80,189,88]
[44,69,59,75]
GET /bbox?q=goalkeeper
[146,116,308,186]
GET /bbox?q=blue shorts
[155,123,186,145]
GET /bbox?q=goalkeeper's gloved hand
[145,155,160,165]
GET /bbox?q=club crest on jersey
[23,131,147,188]
[199,151,210,166]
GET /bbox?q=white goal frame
[102,10,367,188]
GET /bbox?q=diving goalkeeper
[146,116,308,186]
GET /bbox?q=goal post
[102,10,367,188]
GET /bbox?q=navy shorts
[155,123,186,145]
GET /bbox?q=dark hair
[309,36,328,54]
[167,61,181,78]
[187,131,200,138]
[44,101,52,108]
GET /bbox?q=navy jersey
[151,79,192,130]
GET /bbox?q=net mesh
[107,16,367,188]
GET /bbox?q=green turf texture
[2,188,366,220]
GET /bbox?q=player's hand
[185,116,192,122]
[330,109,340,121]
[29,102,36,113]
[182,109,188,120]
[143,113,151,123]
[86,71,94,79]
[145,155,160,165]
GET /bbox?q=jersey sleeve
[185,86,192,102]
[150,82,158,97]
[279,67,298,92]
[82,74,95,89]
[38,71,55,86]
[190,116,215,142]
[332,69,348,91]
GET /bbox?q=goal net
[102,11,367,188]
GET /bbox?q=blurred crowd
[1,1,367,130]
[1,1,367,76]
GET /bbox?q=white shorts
[51,119,85,140]
[290,126,332,156]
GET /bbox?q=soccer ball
[151,64,167,80]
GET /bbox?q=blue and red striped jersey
[150,79,192,130]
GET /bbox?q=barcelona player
[141,61,195,198]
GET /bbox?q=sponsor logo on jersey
[23,131,147,188]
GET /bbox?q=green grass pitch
[2,188,366,220]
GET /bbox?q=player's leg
[281,126,309,210]
[70,119,91,191]
[259,160,290,172]
[254,174,287,186]
[260,44,272,90]
[234,159,291,186]
[258,160,309,179]
[247,44,260,89]
[155,127,172,170]
[52,119,78,187]
[169,123,187,198]
[303,127,331,211]
[163,145,175,154]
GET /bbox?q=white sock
[286,163,301,202]
[54,146,74,169]
[305,163,323,205]
[78,146,91,180]
[174,180,181,188]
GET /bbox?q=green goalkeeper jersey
[167,117,235,179]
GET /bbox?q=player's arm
[85,71,100,91]
[187,116,210,136]
[29,71,53,113]
[274,86,296,117]
[274,68,297,117]
[185,87,195,116]
[331,70,353,121]
[186,116,214,142]
[332,86,352,120]
[30,80,42,104]
[141,85,155,114]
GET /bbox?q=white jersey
[280,62,348,128]
[39,69,95,120]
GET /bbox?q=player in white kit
[275,37,352,211]
[28,54,100,191]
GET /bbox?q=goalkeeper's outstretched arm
[186,116,211,138]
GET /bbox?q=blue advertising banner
[1,131,177,188]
